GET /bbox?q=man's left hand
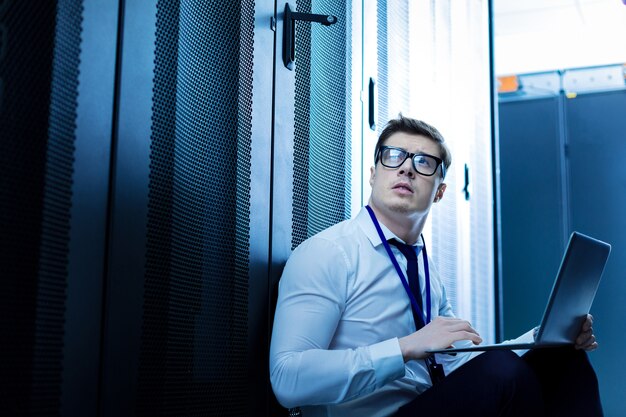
[575,314,598,351]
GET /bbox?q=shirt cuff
[503,328,536,357]
[368,338,406,387]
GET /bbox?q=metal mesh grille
[0,0,80,414]
[137,0,253,415]
[292,0,350,249]
[376,0,388,135]
[384,0,410,118]
[292,0,312,247]
[33,0,82,414]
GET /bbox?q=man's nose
[397,157,415,177]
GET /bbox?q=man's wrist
[398,336,411,363]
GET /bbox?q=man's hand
[398,316,482,362]
[575,314,598,351]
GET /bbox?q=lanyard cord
[365,206,443,380]
[365,205,432,325]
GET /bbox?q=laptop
[427,231,611,354]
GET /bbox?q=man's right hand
[398,316,482,362]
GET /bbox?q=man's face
[369,132,447,217]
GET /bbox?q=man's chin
[370,196,427,217]
[385,202,418,214]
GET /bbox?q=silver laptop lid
[536,231,611,344]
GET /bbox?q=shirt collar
[356,206,424,252]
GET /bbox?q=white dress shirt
[270,207,533,417]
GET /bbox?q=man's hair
[374,114,452,171]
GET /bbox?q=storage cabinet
[499,81,626,416]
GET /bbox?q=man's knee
[524,346,602,412]
[478,350,544,412]
[479,350,536,385]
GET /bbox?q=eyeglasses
[376,146,446,178]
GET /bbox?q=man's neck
[367,203,426,246]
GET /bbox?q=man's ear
[434,183,447,203]
[369,166,375,187]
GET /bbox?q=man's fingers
[576,329,592,345]
[446,330,482,345]
[430,317,483,345]
[450,321,482,342]
[575,331,598,352]
[460,331,483,345]
[445,319,477,333]
[577,340,598,352]
[433,316,464,324]
[577,315,597,351]
[577,334,596,348]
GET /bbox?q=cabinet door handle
[463,164,470,201]
[282,3,337,70]
[368,77,376,131]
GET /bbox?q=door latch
[463,164,471,201]
[282,3,337,70]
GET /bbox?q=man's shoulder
[304,216,363,247]
[288,217,363,261]
[285,217,366,280]
[290,208,377,261]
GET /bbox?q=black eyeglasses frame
[376,146,446,179]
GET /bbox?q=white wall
[494,0,626,75]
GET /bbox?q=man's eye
[416,156,433,168]
[387,150,405,161]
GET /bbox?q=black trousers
[395,347,603,417]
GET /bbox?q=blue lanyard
[365,205,432,325]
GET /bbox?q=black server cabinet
[1,0,352,416]
[498,88,626,415]
[498,96,568,340]
[100,1,267,416]
[102,0,351,415]
[0,0,118,415]
[270,0,351,413]
[564,90,626,416]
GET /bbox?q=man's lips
[392,182,414,193]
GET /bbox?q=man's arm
[269,238,405,408]
[397,264,482,362]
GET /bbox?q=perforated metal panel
[292,0,312,247]
[34,0,82,414]
[383,0,410,118]
[376,0,388,134]
[0,0,81,414]
[136,0,253,415]
[292,0,350,249]
[0,2,55,412]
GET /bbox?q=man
[270,115,602,416]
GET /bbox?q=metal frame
[249,0,275,415]
[62,0,120,415]
[98,0,156,414]
[488,0,505,343]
